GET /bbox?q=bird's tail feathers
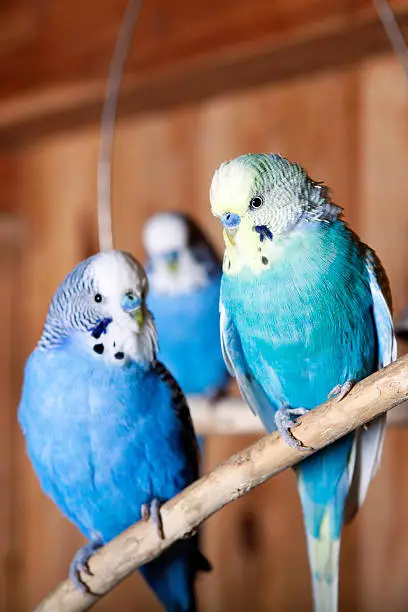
[306,513,340,612]
[297,438,355,612]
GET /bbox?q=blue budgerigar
[143,212,229,401]
[210,154,396,612]
[18,250,210,611]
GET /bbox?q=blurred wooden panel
[0,216,22,612]
[0,154,19,213]
[1,0,400,93]
[355,55,408,611]
[2,0,408,142]
[344,428,408,612]
[358,56,408,318]
[112,106,200,257]
[0,0,39,51]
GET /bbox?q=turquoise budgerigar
[18,251,210,610]
[143,212,229,402]
[210,153,396,612]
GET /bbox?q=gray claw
[275,407,312,451]
[328,379,356,402]
[286,407,308,418]
[69,537,104,594]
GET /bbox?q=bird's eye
[94,293,103,303]
[250,196,264,210]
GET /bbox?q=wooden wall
[2,53,408,611]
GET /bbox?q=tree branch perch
[34,354,408,612]
[187,394,408,434]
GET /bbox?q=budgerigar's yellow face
[210,153,338,275]
[210,161,265,274]
[210,161,257,219]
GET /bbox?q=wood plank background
[2,49,408,611]
[2,0,408,142]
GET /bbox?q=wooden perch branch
[188,394,408,434]
[35,354,408,612]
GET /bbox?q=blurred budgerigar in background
[143,212,230,404]
[18,250,211,611]
[210,153,396,612]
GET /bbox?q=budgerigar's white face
[210,153,337,275]
[40,251,157,366]
[143,213,188,258]
[143,213,209,294]
[89,252,157,364]
[91,251,147,331]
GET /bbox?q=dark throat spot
[254,225,273,243]
[91,318,112,340]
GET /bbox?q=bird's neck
[222,219,305,276]
[224,220,357,285]
[221,221,366,329]
[39,317,70,350]
[39,313,158,369]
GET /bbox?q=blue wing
[153,360,200,480]
[220,300,278,431]
[364,247,396,366]
[141,360,211,610]
[344,246,396,518]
